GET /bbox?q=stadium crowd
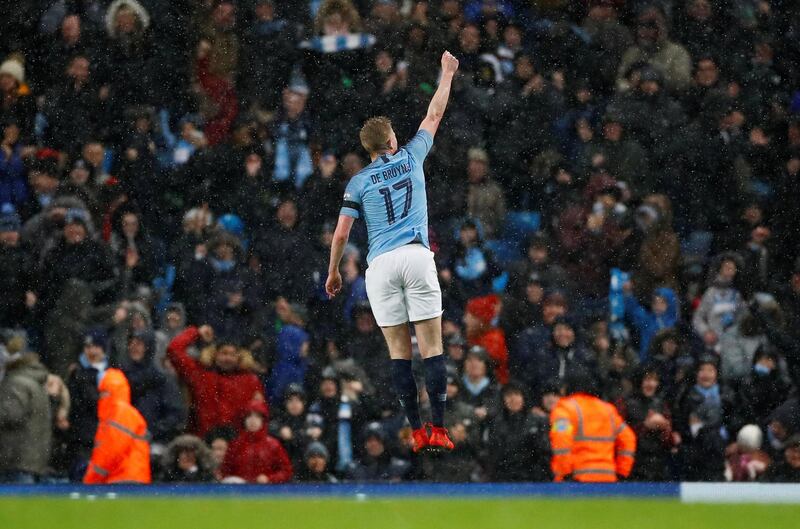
[2,0,800,484]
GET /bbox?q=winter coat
[221,428,293,484]
[37,237,118,312]
[268,412,308,471]
[159,434,217,483]
[66,356,105,457]
[349,451,411,482]
[624,288,679,360]
[486,409,551,481]
[167,327,264,437]
[122,356,185,444]
[467,178,507,240]
[692,283,745,338]
[0,355,52,476]
[84,369,151,484]
[617,40,692,94]
[0,144,28,208]
[267,324,309,407]
[239,16,296,110]
[620,392,672,481]
[0,242,35,328]
[717,325,768,382]
[525,342,595,398]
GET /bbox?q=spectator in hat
[0,57,35,142]
[158,434,217,483]
[616,6,692,94]
[485,381,551,481]
[269,383,309,470]
[167,324,264,437]
[725,424,770,482]
[0,204,35,329]
[349,421,410,482]
[464,294,508,384]
[297,441,338,482]
[0,348,52,483]
[66,327,110,481]
[221,399,293,483]
[465,147,506,239]
[267,300,310,407]
[444,334,468,374]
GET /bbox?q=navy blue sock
[423,354,447,427]
[391,359,422,429]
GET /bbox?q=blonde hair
[314,0,362,34]
[199,345,264,374]
[359,116,393,154]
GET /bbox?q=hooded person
[615,6,692,94]
[120,330,185,447]
[296,441,338,483]
[221,399,293,484]
[83,368,151,484]
[623,285,679,361]
[0,350,52,483]
[159,434,217,483]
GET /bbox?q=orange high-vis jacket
[549,393,636,482]
[83,369,151,484]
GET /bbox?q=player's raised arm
[418,51,459,138]
[325,214,355,298]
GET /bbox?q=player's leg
[365,252,423,432]
[379,323,423,431]
[405,245,453,449]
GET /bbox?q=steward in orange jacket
[549,370,636,482]
[83,369,151,484]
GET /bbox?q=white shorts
[365,243,443,327]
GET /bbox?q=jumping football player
[325,50,460,452]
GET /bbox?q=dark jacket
[486,408,551,481]
[621,391,672,481]
[0,355,52,476]
[121,354,185,444]
[158,434,217,483]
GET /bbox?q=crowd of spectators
[2,0,800,484]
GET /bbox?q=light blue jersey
[340,129,433,264]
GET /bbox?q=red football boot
[411,425,430,453]
[427,425,455,451]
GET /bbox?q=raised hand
[441,50,459,75]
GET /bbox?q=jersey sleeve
[340,176,362,219]
[405,129,433,163]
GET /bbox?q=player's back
[341,130,433,264]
